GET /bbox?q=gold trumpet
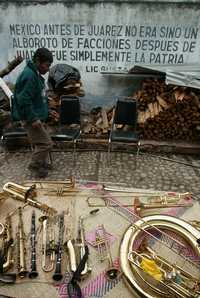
[3,182,57,215]
[39,215,56,272]
[120,214,200,298]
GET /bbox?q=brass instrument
[64,210,99,275]
[0,217,16,284]
[76,216,91,277]
[39,215,55,272]
[52,212,64,281]
[94,225,120,280]
[3,182,57,215]
[28,211,38,279]
[120,214,200,298]
[17,207,27,278]
[86,196,193,212]
[24,177,75,197]
[2,215,14,272]
[64,239,76,273]
[133,197,193,216]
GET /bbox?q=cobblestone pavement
[0,149,200,298]
[0,149,200,195]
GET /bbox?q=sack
[48,64,81,91]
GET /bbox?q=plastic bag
[48,64,81,90]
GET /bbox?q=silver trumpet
[39,215,55,273]
[95,225,120,280]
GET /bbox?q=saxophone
[2,215,14,272]
[17,207,27,278]
[0,216,16,284]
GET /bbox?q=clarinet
[28,211,38,278]
[52,212,64,281]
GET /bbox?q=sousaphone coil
[120,214,200,298]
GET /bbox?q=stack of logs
[135,79,200,141]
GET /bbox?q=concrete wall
[0,1,200,109]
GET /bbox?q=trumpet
[39,215,55,273]
[3,182,57,215]
[94,225,120,280]
[17,207,27,278]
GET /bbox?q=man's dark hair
[33,48,53,63]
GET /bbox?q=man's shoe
[34,167,48,178]
[28,162,53,171]
[28,162,41,171]
[43,162,53,170]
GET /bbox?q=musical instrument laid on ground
[76,215,91,277]
[0,215,14,272]
[133,197,193,216]
[40,215,55,273]
[52,212,64,281]
[24,177,75,197]
[120,214,200,298]
[28,211,38,279]
[86,196,193,213]
[17,207,27,278]
[0,216,16,284]
[64,239,77,273]
[3,182,57,215]
[94,225,120,280]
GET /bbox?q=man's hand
[32,119,42,129]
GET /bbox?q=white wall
[0,1,200,109]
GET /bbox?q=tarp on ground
[129,64,200,90]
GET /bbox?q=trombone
[128,248,200,298]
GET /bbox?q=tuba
[120,214,200,298]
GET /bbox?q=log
[0,56,23,78]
